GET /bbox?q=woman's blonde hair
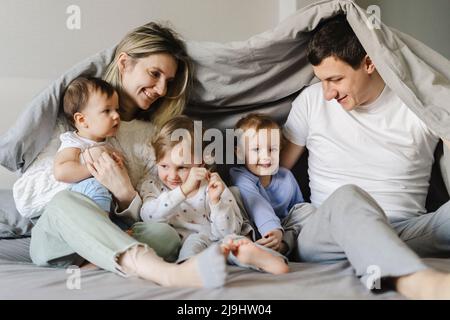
[104,22,193,128]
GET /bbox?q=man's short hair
[307,15,367,69]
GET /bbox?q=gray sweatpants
[391,200,450,258]
[291,185,428,288]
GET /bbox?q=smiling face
[157,142,201,190]
[119,52,178,112]
[240,128,281,177]
[312,56,382,111]
[75,91,120,142]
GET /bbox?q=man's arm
[280,141,306,170]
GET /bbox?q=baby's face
[157,142,201,190]
[78,91,120,141]
[240,128,280,177]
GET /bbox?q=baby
[54,77,123,212]
[138,116,289,274]
[230,113,304,256]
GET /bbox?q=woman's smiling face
[120,52,178,111]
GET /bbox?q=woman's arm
[54,148,91,183]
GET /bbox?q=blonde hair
[152,116,205,163]
[235,113,286,148]
[104,22,193,128]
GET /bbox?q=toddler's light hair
[151,116,206,164]
[234,113,285,149]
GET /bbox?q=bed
[2,177,450,300]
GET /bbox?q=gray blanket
[0,237,402,299]
[1,0,449,173]
[1,237,450,299]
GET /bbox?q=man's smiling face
[313,56,377,111]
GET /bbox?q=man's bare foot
[396,268,450,299]
[80,262,98,270]
[231,238,289,275]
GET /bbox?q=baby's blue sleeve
[230,167,282,237]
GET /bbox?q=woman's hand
[82,146,125,169]
[207,172,225,204]
[85,152,136,208]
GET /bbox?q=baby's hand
[207,172,225,204]
[181,167,209,196]
[256,229,284,252]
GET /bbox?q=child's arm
[140,167,208,222]
[207,173,244,240]
[53,147,91,183]
[139,178,186,222]
[229,167,283,237]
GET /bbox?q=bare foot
[232,238,289,275]
[118,244,226,288]
[396,268,450,299]
[80,262,98,270]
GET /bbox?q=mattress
[0,236,435,300]
[2,192,450,300]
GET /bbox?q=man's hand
[256,228,284,252]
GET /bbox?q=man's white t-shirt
[283,82,440,221]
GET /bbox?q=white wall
[356,0,450,59]
[0,0,280,189]
[0,0,280,80]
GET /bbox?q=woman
[29,22,227,288]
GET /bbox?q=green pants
[30,190,181,275]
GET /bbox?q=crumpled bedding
[2,237,450,299]
[1,0,448,174]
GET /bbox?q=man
[281,15,450,299]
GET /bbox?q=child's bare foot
[232,238,289,275]
[396,269,450,299]
[118,244,227,288]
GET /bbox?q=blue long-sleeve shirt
[229,166,304,237]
